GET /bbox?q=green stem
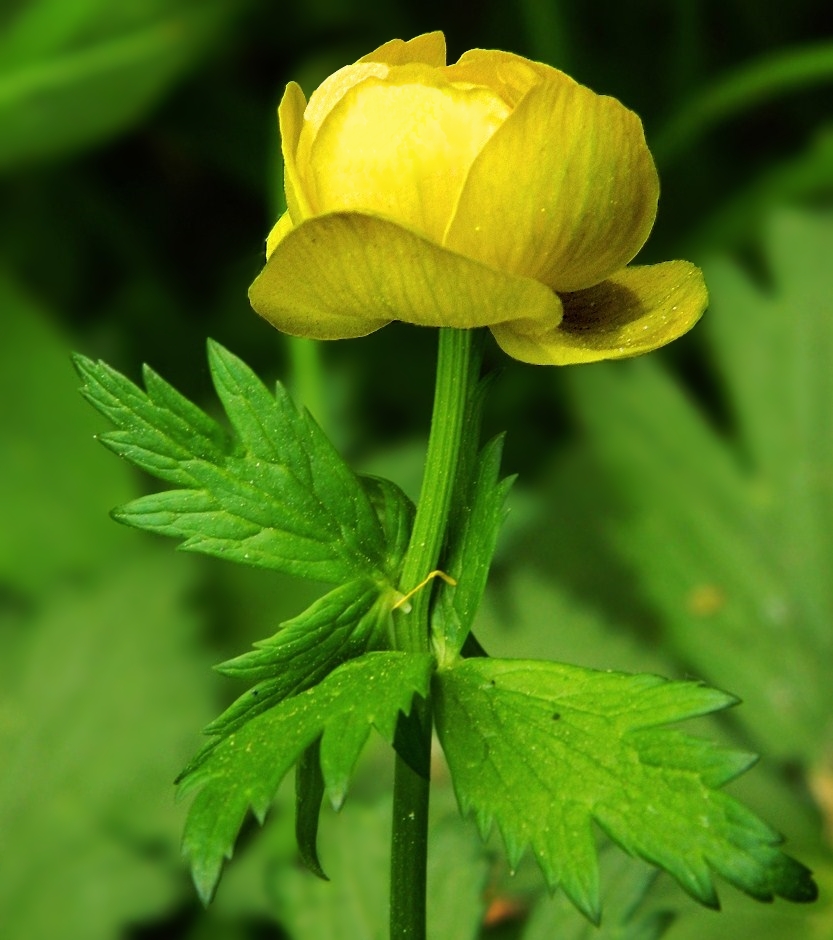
[394,328,477,652]
[288,335,327,427]
[389,327,479,939]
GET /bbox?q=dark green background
[2,1,832,937]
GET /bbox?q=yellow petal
[248,212,562,340]
[265,210,293,259]
[305,69,509,241]
[444,48,552,106]
[278,81,312,222]
[296,34,447,170]
[445,75,659,292]
[297,62,389,174]
[360,31,446,67]
[490,261,707,365]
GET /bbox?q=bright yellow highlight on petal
[249,31,708,365]
[304,71,509,241]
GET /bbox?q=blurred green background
[2,1,833,937]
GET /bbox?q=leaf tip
[775,855,819,904]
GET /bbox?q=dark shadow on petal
[559,281,643,337]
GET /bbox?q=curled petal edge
[248,211,563,341]
[279,81,312,222]
[490,261,708,365]
[360,31,447,68]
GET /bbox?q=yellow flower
[249,32,707,365]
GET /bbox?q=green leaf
[433,433,514,663]
[361,473,416,581]
[207,577,395,736]
[706,211,833,636]
[565,210,833,761]
[0,550,214,940]
[177,651,435,903]
[0,0,237,170]
[433,657,817,924]
[523,844,675,940]
[295,740,328,881]
[267,799,490,940]
[0,273,134,594]
[73,340,407,585]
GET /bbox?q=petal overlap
[445,73,659,291]
[251,32,707,366]
[304,68,509,241]
[249,212,563,340]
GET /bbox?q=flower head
[249,32,707,364]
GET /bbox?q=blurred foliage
[1,0,832,937]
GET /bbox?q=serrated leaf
[565,214,833,760]
[434,657,817,924]
[207,577,395,736]
[177,651,434,903]
[73,341,406,585]
[523,844,675,940]
[433,433,514,663]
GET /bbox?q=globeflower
[249,31,707,365]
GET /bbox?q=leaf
[0,550,214,940]
[270,799,391,940]
[706,211,833,635]
[523,844,675,940]
[177,651,435,903]
[0,0,237,170]
[564,210,833,761]
[207,577,395,736]
[360,473,416,581]
[267,799,490,940]
[433,433,515,664]
[295,741,328,880]
[73,340,408,585]
[0,273,134,594]
[433,657,818,925]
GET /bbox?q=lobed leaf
[207,577,395,736]
[434,657,818,924]
[433,434,514,663]
[177,651,434,903]
[562,212,833,761]
[522,843,675,940]
[73,341,410,585]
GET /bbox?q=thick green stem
[390,327,478,939]
[394,328,476,651]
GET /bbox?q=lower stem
[389,327,478,939]
[390,705,431,940]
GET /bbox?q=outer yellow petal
[278,81,312,222]
[445,75,659,293]
[265,210,293,259]
[490,261,707,365]
[360,31,446,67]
[248,212,562,340]
[305,69,509,241]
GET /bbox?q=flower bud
[249,32,707,365]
